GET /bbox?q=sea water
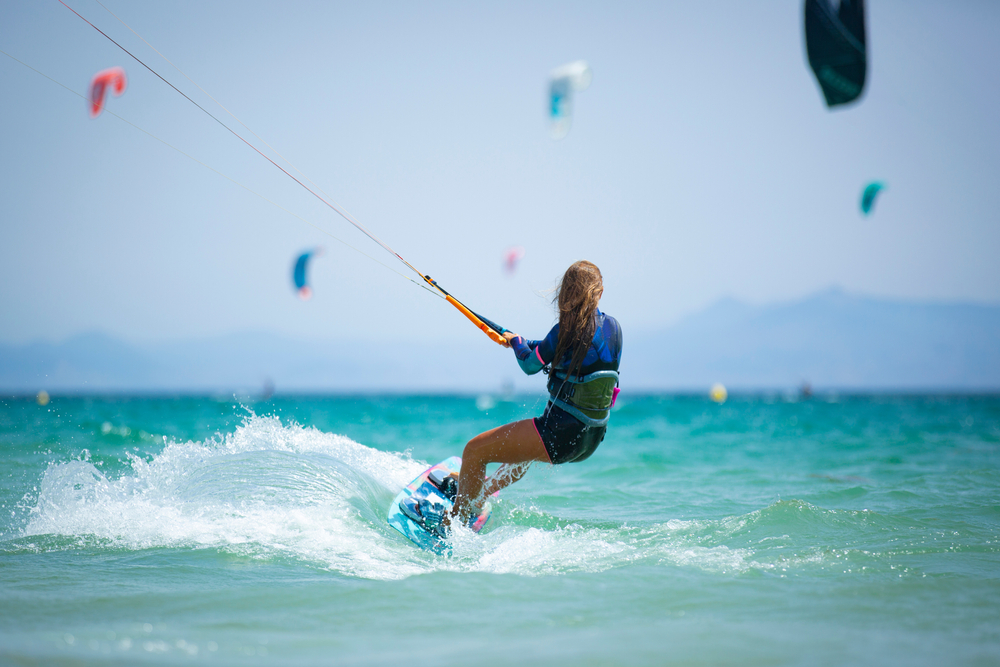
[1,394,998,666]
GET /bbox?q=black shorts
[533,402,607,465]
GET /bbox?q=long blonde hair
[551,260,604,378]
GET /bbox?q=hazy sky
[2,0,998,347]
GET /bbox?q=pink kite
[503,246,525,275]
[89,66,127,118]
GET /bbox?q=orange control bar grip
[445,295,507,346]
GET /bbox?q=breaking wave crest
[20,414,908,581]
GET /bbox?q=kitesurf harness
[543,316,621,427]
[547,369,619,427]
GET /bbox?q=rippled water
[1,394,998,665]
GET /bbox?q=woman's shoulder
[598,310,621,331]
[597,311,622,356]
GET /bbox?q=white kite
[548,60,592,139]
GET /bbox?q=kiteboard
[386,456,493,554]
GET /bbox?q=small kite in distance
[503,246,525,275]
[804,0,867,108]
[860,182,884,215]
[549,60,592,139]
[292,248,323,300]
[89,66,127,118]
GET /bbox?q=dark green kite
[805,0,867,108]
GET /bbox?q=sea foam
[23,413,812,580]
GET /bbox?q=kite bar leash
[58,0,509,347]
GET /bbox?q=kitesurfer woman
[450,260,623,524]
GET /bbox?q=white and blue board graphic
[387,456,493,554]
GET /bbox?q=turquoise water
[1,393,998,666]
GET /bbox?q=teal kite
[860,182,884,215]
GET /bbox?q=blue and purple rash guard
[510,310,623,425]
[509,310,622,379]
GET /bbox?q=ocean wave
[17,413,946,581]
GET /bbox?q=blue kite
[292,248,323,299]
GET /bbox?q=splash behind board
[386,456,492,554]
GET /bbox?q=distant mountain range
[2,289,998,393]
[627,288,1000,390]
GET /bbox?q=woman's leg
[451,419,549,522]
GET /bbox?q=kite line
[56,0,509,346]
